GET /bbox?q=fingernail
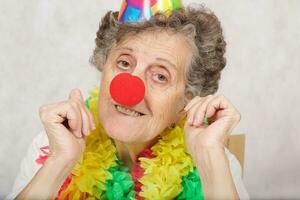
[83,130,87,136]
[76,131,82,138]
[91,123,96,130]
[194,114,203,126]
[85,127,90,135]
[188,116,193,125]
[193,120,198,127]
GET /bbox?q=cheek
[160,86,185,118]
[98,71,114,120]
[99,68,115,97]
[150,92,181,124]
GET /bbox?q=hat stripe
[118,0,183,23]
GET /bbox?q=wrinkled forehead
[116,28,191,46]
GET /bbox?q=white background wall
[1,0,299,199]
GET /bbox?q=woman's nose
[109,73,145,107]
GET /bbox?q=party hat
[118,0,183,23]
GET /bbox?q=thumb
[69,88,85,104]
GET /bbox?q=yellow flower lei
[57,87,202,199]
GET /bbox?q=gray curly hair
[90,5,226,100]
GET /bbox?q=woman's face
[98,31,193,144]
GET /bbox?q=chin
[103,121,145,143]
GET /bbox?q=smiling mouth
[114,104,145,117]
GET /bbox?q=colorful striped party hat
[118,0,183,23]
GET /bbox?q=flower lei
[36,87,204,200]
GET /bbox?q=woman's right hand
[39,88,96,163]
[16,89,96,200]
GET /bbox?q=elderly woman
[8,1,249,200]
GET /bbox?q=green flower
[104,166,135,200]
[176,168,204,200]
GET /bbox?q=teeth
[116,105,142,117]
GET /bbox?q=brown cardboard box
[226,134,245,175]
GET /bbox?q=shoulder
[5,131,49,200]
[224,148,250,200]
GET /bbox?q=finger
[193,95,216,127]
[68,91,85,137]
[206,95,237,119]
[204,100,220,125]
[52,101,82,138]
[205,102,218,119]
[68,101,84,138]
[69,97,90,137]
[82,105,96,133]
[84,106,96,130]
[206,96,241,134]
[205,97,222,119]
[69,89,95,133]
[186,97,205,125]
[69,88,85,104]
[78,103,92,136]
[184,96,201,111]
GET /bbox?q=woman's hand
[39,88,95,163]
[16,89,96,200]
[183,94,241,200]
[184,94,241,155]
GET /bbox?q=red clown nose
[109,73,145,107]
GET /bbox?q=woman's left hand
[183,94,241,199]
[183,94,241,155]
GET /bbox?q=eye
[117,60,131,70]
[153,73,168,83]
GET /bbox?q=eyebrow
[115,47,178,71]
[155,57,177,72]
[115,47,133,52]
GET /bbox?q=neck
[114,138,158,169]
